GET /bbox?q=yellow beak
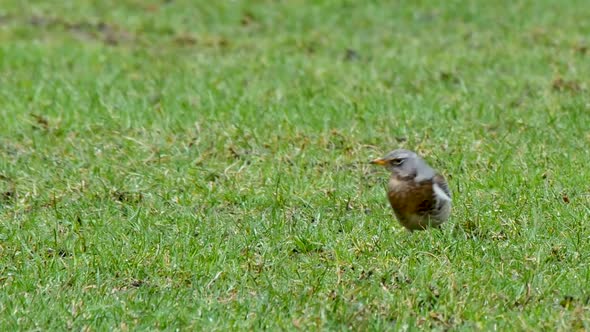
[370,158,388,166]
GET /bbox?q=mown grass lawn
[1,0,590,330]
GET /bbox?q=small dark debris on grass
[291,237,324,255]
[395,274,412,285]
[31,114,49,130]
[296,40,314,54]
[228,146,244,159]
[418,294,438,310]
[322,189,335,198]
[429,285,440,298]
[328,289,338,301]
[459,219,487,239]
[187,137,201,149]
[573,43,588,55]
[513,284,533,308]
[240,11,256,26]
[561,192,570,204]
[173,34,198,46]
[200,36,229,48]
[205,172,221,182]
[69,20,132,46]
[218,37,230,48]
[1,190,16,204]
[46,248,71,258]
[428,312,446,324]
[111,190,143,203]
[439,71,460,84]
[345,197,353,211]
[308,160,328,171]
[509,98,524,108]
[491,230,507,241]
[291,247,323,254]
[395,136,407,143]
[28,15,134,46]
[0,175,16,204]
[68,21,95,32]
[560,295,578,309]
[112,279,147,292]
[344,48,360,61]
[552,77,583,93]
[103,32,120,46]
[130,279,145,288]
[547,245,566,263]
[217,289,238,304]
[358,269,374,280]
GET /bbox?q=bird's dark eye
[390,158,404,166]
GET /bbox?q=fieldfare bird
[371,149,452,231]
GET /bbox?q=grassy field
[1,0,590,330]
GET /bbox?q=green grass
[1,0,590,330]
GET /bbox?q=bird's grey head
[370,149,435,180]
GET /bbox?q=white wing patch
[433,183,452,202]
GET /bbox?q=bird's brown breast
[387,175,437,217]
